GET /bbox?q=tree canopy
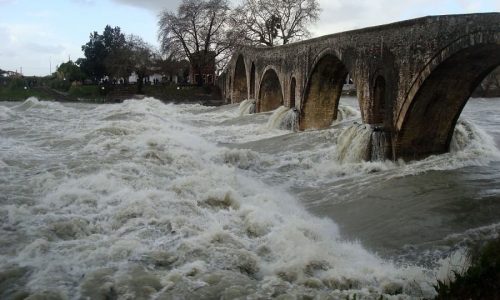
[126,35,158,93]
[57,60,86,82]
[232,0,320,46]
[158,0,238,81]
[79,25,126,81]
[157,0,321,81]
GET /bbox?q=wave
[0,105,15,120]
[12,97,66,111]
[450,118,500,156]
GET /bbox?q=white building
[128,72,178,84]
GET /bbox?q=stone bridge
[220,13,500,160]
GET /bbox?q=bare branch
[232,0,320,47]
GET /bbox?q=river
[1,96,499,299]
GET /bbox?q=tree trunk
[195,63,203,86]
[137,74,144,94]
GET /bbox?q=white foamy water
[1,97,500,299]
[238,99,256,116]
[332,104,361,125]
[265,106,299,131]
[335,124,372,163]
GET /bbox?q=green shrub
[0,87,53,101]
[68,85,100,98]
[7,78,26,90]
[435,238,500,299]
[50,79,71,92]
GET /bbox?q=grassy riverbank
[0,84,224,105]
[0,87,54,101]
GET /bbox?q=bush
[435,238,500,299]
[7,78,26,90]
[68,85,101,98]
[50,79,71,92]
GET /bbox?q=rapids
[1,96,500,299]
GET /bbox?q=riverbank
[435,237,500,299]
[0,84,225,106]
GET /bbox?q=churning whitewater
[1,97,500,299]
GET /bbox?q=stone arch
[394,32,500,160]
[250,63,256,99]
[290,77,297,108]
[300,50,349,130]
[232,55,247,103]
[258,68,283,112]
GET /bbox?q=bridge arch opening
[395,43,500,160]
[232,55,247,103]
[300,53,348,130]
[250,63,256,99]
[258,68,283,112]
[290,77,297,108]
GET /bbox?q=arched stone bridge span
[221,13,500,160]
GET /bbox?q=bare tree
[104,45,133,83]
[158,0,238,84]
[126,35,158,93]
[155,54,190,84]
[232,0,320,47]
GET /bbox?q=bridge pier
[300,53,348,130]
[232,55,248,103]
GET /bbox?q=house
[128,72,176,85]
[189,51,216,85]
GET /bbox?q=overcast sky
[0,0,498,76]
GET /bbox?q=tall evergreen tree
[79,25,126,82]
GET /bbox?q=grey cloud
[0,26,63,58]
[111,0,182,13]
[110,0,255,13]
[108,0,417,37]
[311,0,443,36]
[0,49,16,57]
[318,2,369,23]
